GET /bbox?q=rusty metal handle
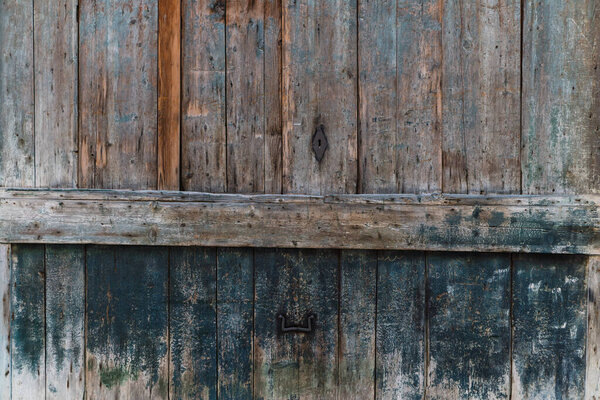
[277,314,315,333]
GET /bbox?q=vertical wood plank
[427,252,511,399]
[442,0,521,194]
[339,250,376,399]
[86,246,169,399]
[0,0,34,187]
[512,254,587,399]
[254,248,338,399]
[45,245,84,399]
[282,0,358,194]
[217,248,253,399]
[158,0,181,190]
[0,245,10,398]
[376,251,425,400]
[587,256,600,400]
[522,0,600,194]
[170,247,217,400]
[181,0,227,192]
[34,0,78,188]
[226,0,265,193]
[79,0,159,189]
[11,244,45,400]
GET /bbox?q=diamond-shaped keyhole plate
[312,125,328,162]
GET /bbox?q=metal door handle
[277,314,315,333]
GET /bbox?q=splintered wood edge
[0,189,598,254]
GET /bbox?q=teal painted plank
[512,254,587,399]
[0,245,9,398]
[217,248,253,399]
[376,251,425,400]
[45,245,85,399]
[254,248,338,399]
[11,244,45,399]
[86,245,169,399]
[427,253,511,399]
[339,250,376,399]
[170,247,217,400]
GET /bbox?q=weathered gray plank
[376,251,425,400]
[522,0,600,194]
[587,256,600,400]
[0,189,598,254]
[217,248,253,399]
[512,254,587,399]
[181,0,226,192]
[427,253,511,399]
[442,0,521,194]
[282,0,358,194]
[0,245,10,398]
[0,0,34,187]
[11,244,45,399]
[86,245,169,399]
[254,248,338,399]
[339,250,376,399]
[34,0,78,188]
[79,0,159,189]
[45,245,84,399]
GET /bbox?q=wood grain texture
[86,246,169,399]
[282,0,358,194]
[170,247,217,400]
[587,256,600,400]
[0,0,35,187]
[158,0,181,190]
[254,248,338,399]
[0,245,10,398]
[512,254,587,399]
[181,0,226,192]
[34,0,78,188]
[522,0,600,194]
[442,0,521,194]
[376,251,425,400]
[427,253,511,399]
[45,245,84,399]
[217,248,253,399]
[11,244,45,400]
[339,250,376,399]
[79,0,159,189]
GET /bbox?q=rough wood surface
[376,251,425,400]
[587,256,600,400]
[512,254,587,399]
[282,0,358,194]
[79,0,158,189]
[0,0,35,187]
[169,247,217,399]
[181,0,227,192]
[34,0,78,188]
[158,0,181,190]
[0,189,598,254]
[45,245,84,399]
[427,253,511,399]
[0,245,10,398]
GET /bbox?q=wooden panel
[181,0,226,192]
[522,0,600,194]
[217,248,253,398]
[170,247,217,399]
[0,245,10,398]
[11,244,45,399]
[442,0,521,194]
[158,0,181,190]
[282,0,358,194]
[34,0,78,188]
[376,251,425,400]
[86,246,168,399]
[0,0,34,187]
[79,0,159,189]
[254,248,338,398]
[339,250,376,399]
[512,254,587,399]
[45,245,84,399]
[226,0,265,193]
[427,253,511,399]
[1,189,598,254]
[587,256,600,400]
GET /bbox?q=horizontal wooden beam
[0,189,598,254]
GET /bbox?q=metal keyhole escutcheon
[312,124,328,162]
